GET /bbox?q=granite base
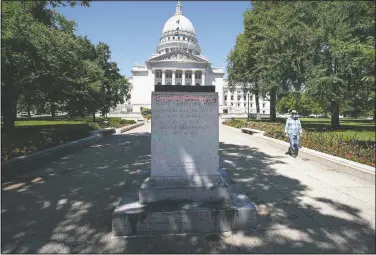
[139,175,230,204]
[112,192,257,237]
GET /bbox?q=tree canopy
[1,1,130,129]
[227,1,375,126]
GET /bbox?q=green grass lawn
[15,120,87,126]
[235,117,375,141]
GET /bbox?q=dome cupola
[157,1,201,56]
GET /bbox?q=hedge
[223,119,375,167]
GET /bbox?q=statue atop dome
[175,0,183,15]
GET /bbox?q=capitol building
[113,1,270,120]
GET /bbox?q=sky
[56,1,252,77]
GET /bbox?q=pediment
[149,50,208,63]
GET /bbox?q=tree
[306,1,375,127]
[1,1,91,128]
[95,42,130,118]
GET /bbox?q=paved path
[2,124,375,253]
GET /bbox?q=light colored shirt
[285,117,302,135]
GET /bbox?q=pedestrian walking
[284,110,302,158]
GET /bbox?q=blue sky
[56,1,251,77]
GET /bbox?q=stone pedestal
[113,169,257,237]
[112,87,257,237]
[139,176,230,204]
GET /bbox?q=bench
[241,127,265,136]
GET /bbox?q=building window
[231,95,234,100]
[263,110,265,114]
[244,103,247,107]
[237,96,241,101]
[195,83,200,86]
[224,95,227,101]
[186,71,192,79]
[263,103,266,108]
[237,103,240,107]
[168,37,170,40]
[183,37,186,40]
[166,71,172,78]
[251,104,253,108]
[176,71,182,78]
[231,103,233,106]
[173,37,175,40]
[223,109,228,114]
[195,71,202,79]
[155,70,162,78]
[156,82,161,85]
[127,109,132,113]
[244,95,247,101]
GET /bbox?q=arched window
[186,83,191,86]
[176,82,181,85]
[156,82,162,85]
[167,82,172,85]
[195,83,200,86]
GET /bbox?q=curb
[1,133,103,176]
[90,128,116,136]
[116,122,145,134]
[2,122,146,172]
[221,124,375,183]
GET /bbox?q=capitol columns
[182,70,186,85]
[162,69,166,85]
[192,69,196,85]
[172,69,176,85]
[202,69,206,85]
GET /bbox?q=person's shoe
[292,154,297,158]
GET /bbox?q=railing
[165,78,172,84]
[185,78,192,85]
[175,78,182,84]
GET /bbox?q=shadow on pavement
[1,131,375,253]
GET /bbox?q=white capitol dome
[162,12,195,36]
[157,1,201,55]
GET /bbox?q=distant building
[111,1,270,119]
[222,80,270,116]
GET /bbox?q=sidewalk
[1,124,374,253]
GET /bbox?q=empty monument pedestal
[112,192,257,237]
[138,175,230,204]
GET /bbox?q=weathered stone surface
[138,176,230,204]
[151,92,219,177]
[112,193,257,237]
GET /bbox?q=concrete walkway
[2,124,375,253]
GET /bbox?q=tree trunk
[50,103,56,119]
[330,100,340,128]
[373,109,376,122]
[93,112,96,122]
[2,100,17,132]
[270,86,277,122]
[255,93,261,120]
[27,104,31,119]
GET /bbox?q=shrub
[141,108,151,117]
[107,118,136,128]
[223,120,375,167]
[223,119,247,128]
[88,123,101,130]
